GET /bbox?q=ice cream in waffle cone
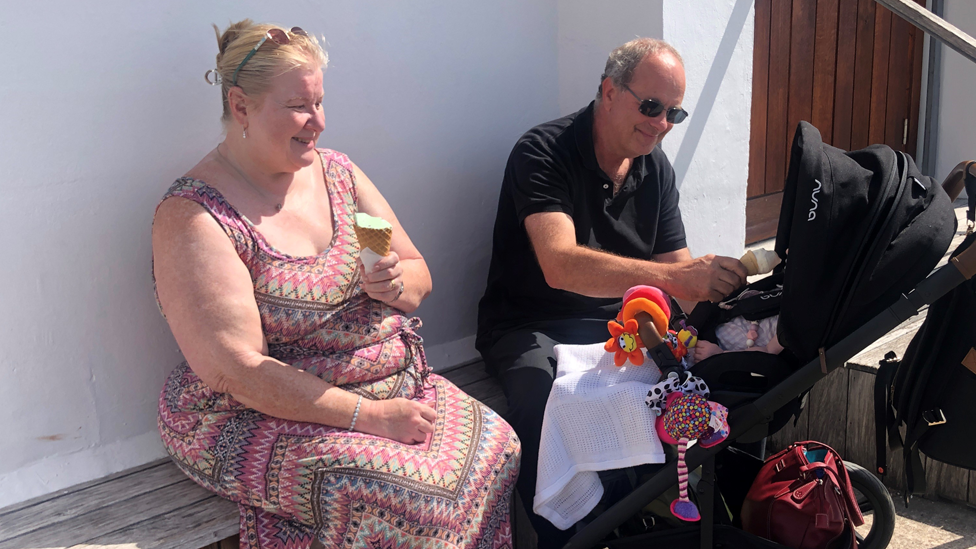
[355,213,393,271]
[355,213,392,255]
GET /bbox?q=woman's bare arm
[352,162,432,312]
[152,197,434,443]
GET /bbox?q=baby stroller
[560,121,972,549]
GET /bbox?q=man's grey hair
[597,38,684,100]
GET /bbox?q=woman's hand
[360,252,405,303]
[359,397,436,444]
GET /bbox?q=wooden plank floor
[0,459,238,549]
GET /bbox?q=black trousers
[481,319,611,549]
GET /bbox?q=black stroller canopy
[774,121,955,363]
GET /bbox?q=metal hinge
[903,119,909,145]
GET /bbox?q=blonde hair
[597,38,683,100]
[212,19,329,121]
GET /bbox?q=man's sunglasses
[232,27,309,87]
[623,85,688,124]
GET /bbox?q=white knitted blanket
[533,342,665,530]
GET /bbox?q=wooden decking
[0,459,239,549]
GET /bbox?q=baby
[691,313,782,364]
[688,248,784,364]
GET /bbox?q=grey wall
[557,0,665,115]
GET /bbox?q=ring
[389,279,397,291]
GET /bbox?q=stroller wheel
[845,462,896,549]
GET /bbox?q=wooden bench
[0,362,513,549]
[0,458,239,549]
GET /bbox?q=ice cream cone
[740,250,759,276]
[739,248,780,276]
[354,213,393,256]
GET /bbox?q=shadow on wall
[671,0,753,188]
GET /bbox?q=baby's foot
[694,340,724,362]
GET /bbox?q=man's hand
[666,254,748,303]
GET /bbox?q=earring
[243,127,248,139]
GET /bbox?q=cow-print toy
[645,375,710,415]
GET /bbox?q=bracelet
[348,395,363,431]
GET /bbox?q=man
[475,38,747,546]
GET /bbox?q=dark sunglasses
[623,85,688,124]
[232,27,309,86]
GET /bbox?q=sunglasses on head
[232,27,309,87]
[623,85,688,124]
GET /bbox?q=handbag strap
[792,442,865,526]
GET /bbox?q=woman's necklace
[216,145,284,212]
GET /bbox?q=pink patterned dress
[156,149,520,549]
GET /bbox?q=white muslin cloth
[533,342,665,530]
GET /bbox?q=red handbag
[741,441,864,549]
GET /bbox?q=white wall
[935,1,976,182]
[662,0,754,259]
[557,1,665,115]
[556,0,752,258]
[0,0,752,507]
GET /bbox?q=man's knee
[484,328,559,377]
[500,366,554,421]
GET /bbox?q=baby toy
[605,286,672,367]
[605,318,645,366]
[607,285,728,521]
[645,379,730,522]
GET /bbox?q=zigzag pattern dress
[156,149,520,549]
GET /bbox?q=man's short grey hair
[597,38,684,100]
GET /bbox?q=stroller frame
[563,180,976,549]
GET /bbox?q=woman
[153,20,520,548]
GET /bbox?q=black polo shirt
[476,102,687,353]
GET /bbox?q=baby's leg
[694,339,724,362]
[739,334,784,355]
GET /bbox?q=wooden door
[746,0,925,243]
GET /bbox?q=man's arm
[525,211,747,303]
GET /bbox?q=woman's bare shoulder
[153,175,236,261]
